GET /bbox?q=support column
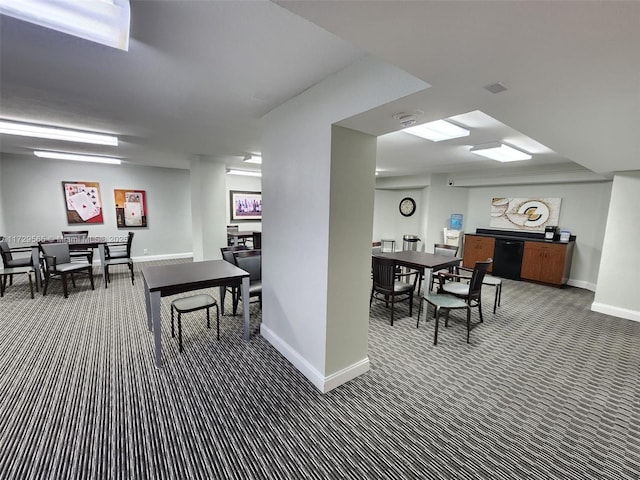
[190,156,227,261]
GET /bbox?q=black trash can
[402,235,421,251]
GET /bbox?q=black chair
[428,243,459,291]
[39,242,95,298]
[419,259,492,344]
[220,245,249,314]
[0,239,34,288]
[171,294,219,352]
[61,230,93,263]
[252,231,262,249]
[370,255,417,326]
[232,249,262,313]
[104,232,135,287]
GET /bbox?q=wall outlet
[143,248,148,254]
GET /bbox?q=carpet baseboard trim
[568,278,596,291]
[591,301,640,323]
[260,323,370,393]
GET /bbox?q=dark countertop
[469,228,576,244]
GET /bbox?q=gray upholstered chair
[418,259,492,344]
[39,242,95,298]
[232,249,262,312]
[220,245,249,315]
[104,232,134,287]
[1,239,35,291]
[370,255,417,326]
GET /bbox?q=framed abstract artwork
[62,181,103,224]
[114,189,148,227]
[230,190,261,222]
[490,197,561,231]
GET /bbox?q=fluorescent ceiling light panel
[34,150,121,165]
[470,142,532,162]
[403,119,470,142]
[243,154,262,164]
[0,119,118,146]
[0,0,131,50]
[227,169,262,177]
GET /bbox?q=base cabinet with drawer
[520,241,574,286]
[462,235,495,272]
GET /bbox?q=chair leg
[416,298,422,328]
[434,306,440,345]
[171,306,175,337]
[466,307,472,343]
[493,286,498,314]
[104,265,109,289]
[61,274,69,298]
[28,272,34,299]
[478,298,484,323]
[9,274,13,286]
[89,267,94,290]
[215,304,220,340]
[129,261,135,285]
[70,273,76,288]
[390,296,395,326]
[43,273,49,296]
[206,307,211,329]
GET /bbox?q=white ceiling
[1,1,639,178]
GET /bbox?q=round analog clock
[399,197,416,217]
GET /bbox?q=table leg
[150,290,162,367]
[98,244,107,286]
[31,246,41,290]
[422,266,434,325]
[242,276,250,340]
[144,276,152,331]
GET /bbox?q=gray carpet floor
[0,260,639,479]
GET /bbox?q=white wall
[261,56,428,392]
[593,173,640,321]
[372,188,422,250]
[0,154,192,258]
[423,174,469,253]
[465,181,612,289]
[0,156,5,236]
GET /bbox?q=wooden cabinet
[521,241,574,286]
[462,235,495,272]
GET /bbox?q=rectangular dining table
[141,260,250,367]
[373,250,462,323]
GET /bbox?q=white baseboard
[132,252,193,263]
[591,302,640,323]
[260,323,370,393]
[567,279,596,291]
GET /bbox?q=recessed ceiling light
[34,150,122,165]
[0,0,131,50]
[0,119,118,145]
[403,119,470,142]
[227,169,261,177]
[470,142,532,162]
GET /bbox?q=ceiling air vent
[484,82,508,94]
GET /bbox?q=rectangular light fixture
[34,150,121,165]
[243,154,262,164]
[0,0,131,51]
[403,119,470,142]
[0,119,118,146]
[227,169,262,177]
[470,142,532,162]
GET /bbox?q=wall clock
[399,197,416,217]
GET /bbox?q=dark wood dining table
[373,250,462,323]
[141,260,250,367]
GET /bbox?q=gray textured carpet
[0,260,639,479]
